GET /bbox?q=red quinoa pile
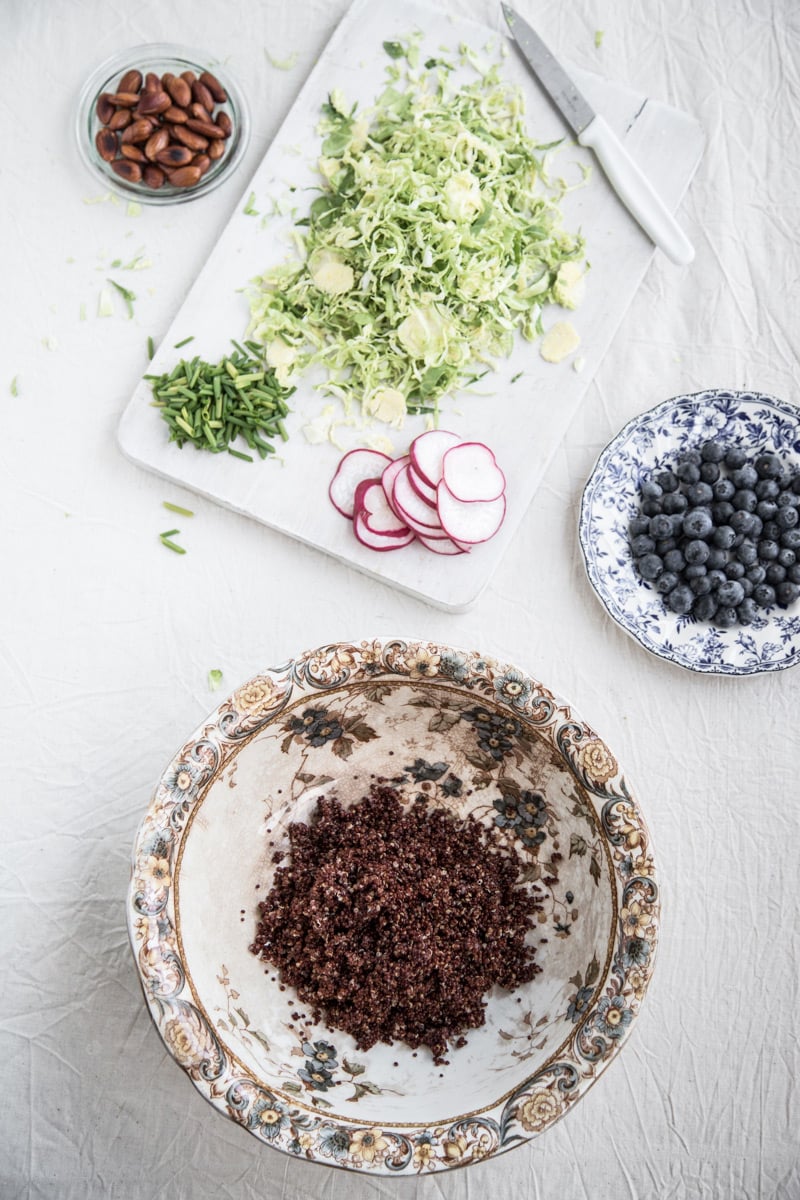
[250,783,541,1062]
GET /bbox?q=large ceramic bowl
[127,639,658,1174]
[580,389,800,675]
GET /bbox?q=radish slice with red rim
[417,532,469,555]
[406,460,438,506]
[392,464,442,529]
[329,448,393,519]
[381,455,409,515]
[409,429,461,488]
[442,441,507,503]
[353,510,416,551]
[354,479,412,538]
[436,480,507,544]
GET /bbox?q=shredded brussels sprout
[247,37,587,419]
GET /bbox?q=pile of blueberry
[629,441,800,627]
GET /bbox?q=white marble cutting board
[117,0,704,611]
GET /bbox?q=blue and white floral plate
[128,639,658,1174]
[579,389,800,675]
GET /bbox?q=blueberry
[753,583,776,607]
[631,534,656,556]
[756,500,778,521]
[758,539,780,561]
[700,441,726,463]
[778,548,796,568]
[675,461,700,484]
[755,452,782,479]
[725,561,746,580]
[777,506,799,530]
[656,538,678,556]
[713,478,736,501]
[685,482,714,506]
[629,515,651,537]
[685,563,708,580]
[750,515,764,537]
[699,462,721,484]
[755,479,779,500]
[777,490,798,509]
[712,525,736,550]
[655,470,679,493]
[637,554,664,581]
[717,580,745,607]
[737,599,757,625]
[792,475,800,496]
[641,499,663,517]
[666,584,694,614]
[656,570,680,594]
[690,575,713,595]
[782,529,800,550]
[765,563,786,585]
[640,479,663,500]
[746,564,766,585]
[715,606,739,628]
[725,447,747,469]
[682,450,703,466]
[732,489,757,513]
[762,520,780,541]
[731,465,758,489]
[788,564,800,584]
[682,509,713,539]
[706,547,730,570]
[740,578,754,597]
[707,569,727,590]
[684,539,710,564]
[662,492,688,514]
[711,501,735,524]
[730,510,755,535]
[664,548,686,572]
[649,513,676,539]
[775,581,800,608]
[692,594,718,621]
[736,540,758,567]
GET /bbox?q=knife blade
[501,4,694,265]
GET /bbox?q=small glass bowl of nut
[76,44,250,204]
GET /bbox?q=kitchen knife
[501,3,694,265]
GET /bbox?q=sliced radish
[392,464,442,529]
[436,480,507,544]
[353,510,416,551]
[329,448,393,519]
[381,455,410,514]
[442,442,507,503]
[354,479,412,539]
[409,429,461,488]
[417,532,469,555]
[407,460,439,506]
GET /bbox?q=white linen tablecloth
[2,0,799,1196]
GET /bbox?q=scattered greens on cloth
[146,341,294,461]
[247,35,587,422]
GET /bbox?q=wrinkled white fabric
[1,0,799,1196]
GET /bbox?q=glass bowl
[75,43,250,205]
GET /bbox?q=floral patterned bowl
[127,638,658,1174]
[580,389,800,675]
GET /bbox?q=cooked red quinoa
[250,783,541,1062]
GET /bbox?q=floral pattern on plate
[127,639,658,1174]
[579,389,800,674]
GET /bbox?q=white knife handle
[578,114,694,266]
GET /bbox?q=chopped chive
[174,335,195,349]
[10,376,19,397]
[147,336,155,360]
[243,192,259,216]
[160,536,186,554]
[511,371,523,383]
[163,501,194,517]
[107,278,136,318]
[208,668,223,691]
[227,447,254,462]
